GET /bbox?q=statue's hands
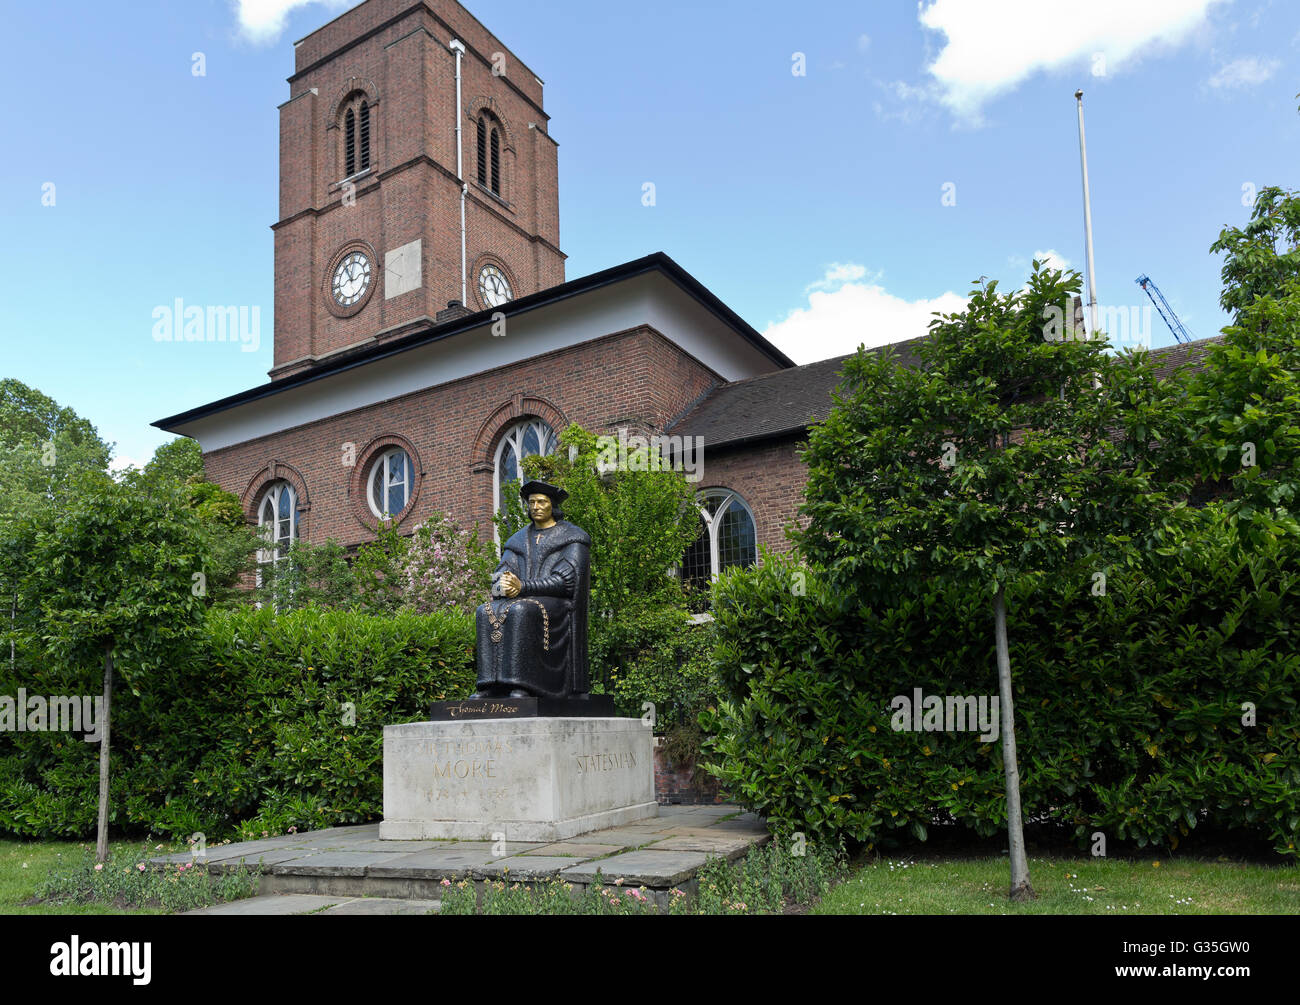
[500,571,522,597]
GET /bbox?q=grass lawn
[0,839,178,915]
[814,853,1300,914]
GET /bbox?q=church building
[154,0,1217,588]
[153,0,852,588]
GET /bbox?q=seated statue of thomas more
[472,481,592,700]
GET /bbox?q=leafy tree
[1163,186,1300,543]
[1210,185,1300,321]
[498,424,698,609]
[1163,283,1300,544]
[0,379,112,525]
[137,438,255,606]
[497,423,700,691]
[144,437,204,483]
[795,263,1179,900]
[12,469,212,860]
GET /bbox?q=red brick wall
[202,326,723,549]
[653,742,724,805]
[272,0,564,377]
[694,437,809,558]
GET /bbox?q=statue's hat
[519,480,568,505]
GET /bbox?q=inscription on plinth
[427,695,616,720]
[380,717,656,841]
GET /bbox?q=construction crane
[1134,274,1194,345]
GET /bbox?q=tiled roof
[669,334,1223,449]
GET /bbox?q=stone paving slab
[158,804,765,896]
[645,833,760,857]
[559,850,711,887]
[366,847,503,878]
[317,898,440,915]
[476,856,585,880]
[286,839,443,854]
[206,848,320,872]
[198,840,315,862]
[183,894,346,916]
[575,827,671,846]
[270,851,415,876]
[709,814,766,833]
[521,841,627,858]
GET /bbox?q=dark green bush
[703,527,1300,859]
[0,606,475,840]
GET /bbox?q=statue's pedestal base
[379,717,656,842]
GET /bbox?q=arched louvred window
[490,128,501,195]
[476,117,487,186]
[344,108,357,177]
[359,101,370,171]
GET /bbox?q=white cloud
[764,264,968,364]
[232,0,360,45]
[858,33,872,52]
[109,453,147,474]
[1032,248,1071,273]
[1206,55,1280,88]
[916,0,1227,123]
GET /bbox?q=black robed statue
[472,481,591,699]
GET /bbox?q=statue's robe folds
[474,520,591,699]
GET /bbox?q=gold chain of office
[486,597,550,651]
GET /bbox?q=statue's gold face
[527,494,554,526]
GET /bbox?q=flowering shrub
[432,841,844,915]
[399,513,495,616]
[35,843,258,913]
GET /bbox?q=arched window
[344,108,356,177]
[476,117,487,187]
[359,101,370,171]
[681,489,757,590]
[494,418,558,515]
[257,481,298,567]
[477,113,502,196]
[368,447,412,520]
[490,126,500,194]
[341,94,373,179]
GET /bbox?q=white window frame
[367,447,412,520]
[257,481,298,568]
[686,488,757,583]
[493,418,559,517]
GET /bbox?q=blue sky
[3,0,1297,468]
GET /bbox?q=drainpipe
[450,39,468,306]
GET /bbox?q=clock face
[332,251,371,307]
[478,264,513,308]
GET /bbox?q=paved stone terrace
[157,804,768,915]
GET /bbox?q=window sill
[331,167,374,190]
[472,181,512,212]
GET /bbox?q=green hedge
[0,606,475,840]
[703,530,1300,859]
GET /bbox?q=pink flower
[94,863,103,872]
[137,863,146,871]
[441,878,451,887]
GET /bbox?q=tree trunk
[95,645,113,864]
[993,584,1035,901]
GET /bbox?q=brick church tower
[271,0,565,380]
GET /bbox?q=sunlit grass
[0,838,174,915]
[814,854,1300,915]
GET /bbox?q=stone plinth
[379,717,656,842]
